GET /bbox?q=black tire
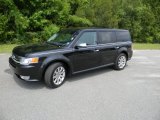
[44,62,66,88]
[113,53,127,70]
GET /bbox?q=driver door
[72,31,101,73]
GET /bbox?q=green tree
[0,0,92,43]
[76,0,119,28]
[0,0,160,44]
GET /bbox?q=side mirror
[75,43,87,49]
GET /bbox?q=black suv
[9,28,133,88]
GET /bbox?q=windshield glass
[47,30,79,46]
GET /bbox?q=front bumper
[9,57,41,81]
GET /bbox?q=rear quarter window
[116,31,131,42]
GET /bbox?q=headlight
[20,57,39,65]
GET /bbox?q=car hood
[13,43,63,57]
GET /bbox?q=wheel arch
[40,56,73,80]
[45,60,71,74]
[118,48,129,60]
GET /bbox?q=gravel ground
[0,50,160,120]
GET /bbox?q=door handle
[94,49,99,52]
[115,46,119,49]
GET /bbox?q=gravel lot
[0,50,160,120]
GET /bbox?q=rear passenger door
[97,31,118,65]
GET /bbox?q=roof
[60,27,128,32]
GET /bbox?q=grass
[133,43,160,50]
[0,43,160,53]
[0,44,19,53]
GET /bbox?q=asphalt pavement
[0,50,160,120]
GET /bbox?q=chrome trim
[12,55,21,64]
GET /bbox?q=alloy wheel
[118,55,126,69]
[52,66,65,85]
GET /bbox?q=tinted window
[116,31,131,42]
[77,32,97,45]
[99,32,116,44]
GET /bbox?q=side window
[99,32,116,44]
[76,32,97,45]
[116,31,131,42]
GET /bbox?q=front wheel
[44,62,66,88]
[114,53,127,70]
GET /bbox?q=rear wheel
[114,53,127,70]
[44,62,66,88]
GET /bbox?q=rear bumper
[9,57,41,81]
[128,49,133,60]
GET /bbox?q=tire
[44,62,66,88]
[113,53,127,70]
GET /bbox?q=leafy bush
[68,15,93,27]
[43,24,60,40]
[0,0,160,44]
[0,0,92,44]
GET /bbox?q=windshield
[47,30,79,46]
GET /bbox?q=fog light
[20,75,30,80]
